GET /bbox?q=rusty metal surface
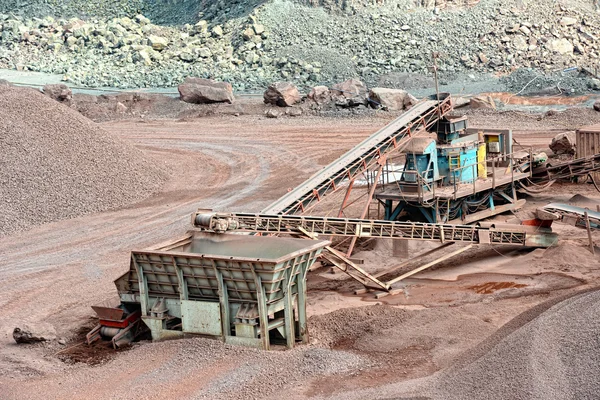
[576,128,600,181]
[91,305,124,321]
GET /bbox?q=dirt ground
[1,103,600,399]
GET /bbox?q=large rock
[42,83,72,103]
[307,85,330,104]
[469,95,496,110]
[547,38,574,55]
[13,324,57,344]
[331,78,367,106]
[178,77,234,104]
[549,132,576,155]
[593,100,600,112]
[263,82,301,107]
[148,35,168,51]
[368,88,418,111]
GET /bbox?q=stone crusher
[86,302,146,349]
[90,232,329,350]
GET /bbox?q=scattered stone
[549,132,576,155]
[115,102,128,114]
[178,77,234,104]
[13,324,57,344]
[547,38,574,55]
[265,108,282,118]
[211,25,223,37]
[287,107,303,117]
[148,35,169,51]
[560,16,578,26]
[42,83,72,103]
[469,95,496,110]
[368,88,417,111]
[263,81,301,107]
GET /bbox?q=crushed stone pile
[424,289,600,400]
[0,0,599,92]
[0,85,166,236]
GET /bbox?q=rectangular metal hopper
[114,232,329,349]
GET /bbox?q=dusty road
[1,111,599,399]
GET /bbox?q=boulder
[469,95,496,110]
[331,78,367,107]
[594,100,600,112]
[368,88,418,111]
[549,132,576,155]
[148,35,168,51]
[265,108,282,118]
[178,77,234,104]
[42,83,72,103]
[307,85,330,104]
[263,82,301,107]
[13,324,57,344]
[547,38,574,55]
[211,25,223,37]
[560,16,578,26]
[331,78,367,99]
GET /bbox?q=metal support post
[338,179,355,217]
[585,211,595,255]
[346,157,386,257]
[214,265,230,338]
[133,256,149,316]
[296,257,310,343]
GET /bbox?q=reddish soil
[0,106,599,399]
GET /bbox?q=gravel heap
[424,289,600,400]
[0,85,166,236]
[0,0,599,92]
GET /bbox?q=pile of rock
[306,78,418,112]
[261,78,419,117]
[0,85,166,236]
[2,0,600,92]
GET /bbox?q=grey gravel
[0,0,599,92]
[0,85,166,236]
[425,289,600,400]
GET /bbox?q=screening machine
[91,232,328,350]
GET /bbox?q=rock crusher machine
[88,93,600,349]
[90,232,328,350]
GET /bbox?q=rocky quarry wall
[0,0,599,91]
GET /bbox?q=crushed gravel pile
[0,85,166,236]
[308,305,409,347]
[425,289,600,400]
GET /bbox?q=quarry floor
[1,108,600,399]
